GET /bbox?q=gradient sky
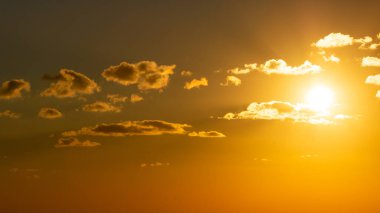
[1,1,380,212]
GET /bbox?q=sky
[1,0,380,212]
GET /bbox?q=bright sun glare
[306,86,334,112]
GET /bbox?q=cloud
[41,69,100,98]
[220,75,241,86]
[313,33,354,48]
[0,110,21,119]
[365,74,380,85]
[355,36,380,50]
[323,55,340,63]
[140,162,170,168]
[222,101,349,125]
[38,108,63,119]
[188,131,226,138]
[82,101,122,112]
[0,79,30,100]
[55,137,100,148]
[314,33,380,50]
[62,120,191,137]
[107,94,129,103]
[130,94,143,103]
[184,77,208,90]
[259,59,321,75]
[227,64,257,75]
[181,70,193,77]
[102,61,175,91]
[362,56,380,67]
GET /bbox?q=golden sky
[1,1,380,212]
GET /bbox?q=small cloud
[0,79,30,100]
[107,94,129,103]
[184,77,208,90]
[362,56,380,67]
[41,69,100,98]
[227,64,257,75]
[188,131,226,138]
[62,120,191,137]
[259,59,321,75]
[130,94,143,103]
[313,33,354,48]
[181,70,193,77]
[102,61,175,91]
[365,74,380,85]
[355,36,374,49]
[0,110,21,119]
[323,54,340,63]
[221,101,350,125]
[140,162,170,168]
[55,137,101,148]
[82,101,122,113]
[38,107,63,119]
[220,75,241,86]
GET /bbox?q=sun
[306,85,334,112]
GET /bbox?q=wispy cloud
[188,131,226,138]
[82,101,122,113]
[0,110,21,119]
[55,137,100,148]
[62,120,191,137]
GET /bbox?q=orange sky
[1,1,380,212]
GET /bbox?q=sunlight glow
[306,85,334,112]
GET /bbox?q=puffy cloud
[362,56,380,67]
[188,131,226,138]
[259,59,321,75]
[102,61,175,91]
[313,33,354,48]
[107,94,129,103]
[365,74,380,85]
[130,94,143,103]
[38,108,63,119]
[222,101,349,125]
[55,137,100,148]
[227,64,257,75]
[0,79,30,100]
[181,70,193,77]
[220,75,241,86]
[0,110,21,119]
[62,120,191,137]
[41,69,100,98]
[82,101,122,112]
[323,55,340,63]
[184,77,208,90]
[314,33,380,50]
